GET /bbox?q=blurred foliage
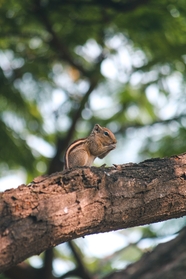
[1,0,186,278]
[1,0,186,177]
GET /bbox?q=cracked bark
[1,153,186,272]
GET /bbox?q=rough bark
[1,153,186,272]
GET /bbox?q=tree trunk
[1,153,186,272]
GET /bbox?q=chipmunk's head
[92,124,117,147]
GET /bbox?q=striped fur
[64,138,86,169]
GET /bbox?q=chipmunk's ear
[94,124,101,132]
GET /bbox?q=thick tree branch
[1,153,186,272]
[103,227,186,279]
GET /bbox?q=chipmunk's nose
[113,138,117,144]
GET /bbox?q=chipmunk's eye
[104,131,109,136]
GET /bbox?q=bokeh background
[1,0,186,278]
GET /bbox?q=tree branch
[42,249,53,279]
[47,0,150,13]
[93,0,150,12]
[47,78,98,174]
[32,0,90,77]
[121,114,186,131]
[103,227,186,279]
[1,153,186,272]
[108,113,186,139]
[68,241,92,279]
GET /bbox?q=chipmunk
[64,124,117,169]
